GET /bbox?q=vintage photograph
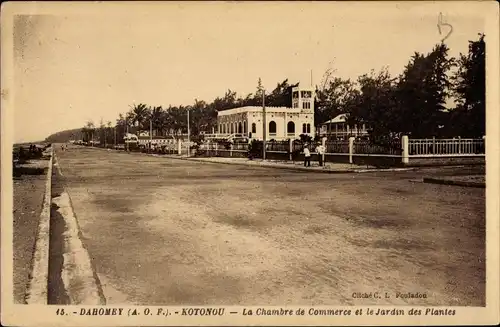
[2,1,499,326]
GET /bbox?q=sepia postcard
[1,1,499,326]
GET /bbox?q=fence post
[348,137,355,164]
[177,138,182,155]
[432,136,436,154]
[322,137,326,164]
[230,143,233,157]
[289,139,293,161]
[207,140,211,157]
[402,135,409,164]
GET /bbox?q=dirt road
[13,160,49,303]
[51,145,485,306]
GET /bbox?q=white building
[210,86,315,141]
[320,113,369,139]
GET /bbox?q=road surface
[13,160,49,303]
[50,145,485,306]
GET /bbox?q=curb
[422,177,485,188]
[52,190,104,305]
[162,155,417,174]
[25,147,53,304]
[53,151,106,305]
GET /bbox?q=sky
[9,1,488,143]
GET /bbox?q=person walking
[303,144,311,167]
[316,143,325,166]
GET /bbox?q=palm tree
[129,103,150,131]
[150,106,164,136]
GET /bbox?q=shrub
[248,139,263,159]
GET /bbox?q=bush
[299,134,313,143]
[248,140,263,159]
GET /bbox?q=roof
[137,135,175,140]
[217,106,303,116]
[322,113,349,125]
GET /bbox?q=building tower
[291,86,315,113]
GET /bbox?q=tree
[82,120,95,143]
[347,68,398,143]
[115,114,127,144]
[315,77,359,126]
[129,103,150,131]
[266,79,298,107]
[451,34,485,137]
[395,43,455,137]
[149,106,164,136]
[254,77,265,104]
[98,118,106,146]
[166,105,187,135]
[346,43,455,141]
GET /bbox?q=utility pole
[126,117,129,152]
[262,90,266,160]
[149,119,153,153]
[187,108,190,156]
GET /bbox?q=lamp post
[187,108,190,157]
[262,90,266,160]
[149,119,153,153]
[126,117,129,152]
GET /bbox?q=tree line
[81,34,485,144]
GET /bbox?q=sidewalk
[158,154,416,173]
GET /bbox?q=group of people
[303,143,326,167]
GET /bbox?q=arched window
[230,123,234,134]
[287,121,295,134]
[302,123,307,134]
[306,124,311,133]
[252,123,256,133]
[238,122,242,134]
[269,121,277,134]
[243,121,247,134]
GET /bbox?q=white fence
[409,138,485,156]
[195,135,485,165]
[96,134,485,165]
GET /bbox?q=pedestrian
[316,143,325,166]
[303,144,311,167]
